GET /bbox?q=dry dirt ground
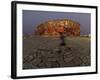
[23,36,90,69]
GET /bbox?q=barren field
[23,36,90,69]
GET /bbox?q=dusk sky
[23,10,91,35]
